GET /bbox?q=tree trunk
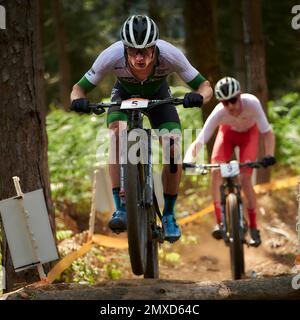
[0,0,55,292]
[183,0,220,157]
[3,275,300,300]
[148,0,167,38]
[242,0,270,183]
[52,0,71,111]
[231,0,246,90]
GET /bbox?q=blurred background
[1,0,300,287]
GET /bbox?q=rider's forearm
[196,80,213,104]
[263,130,275,156]
[70,84,86,102]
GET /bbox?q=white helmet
[214,77,241,100]
[120,15,159,49]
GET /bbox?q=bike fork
[119,128,127,207]
[144,129,153,206]
[236,184,246,243]
[220,184,229,244]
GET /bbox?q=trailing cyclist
[70,15,213,242]
[184,76,276,247]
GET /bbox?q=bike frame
[183,161,264,245]
[89,97,185,277]
[183,160,264,280]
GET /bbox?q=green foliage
[56,230,74,242]
[57,245,123,284]
[61,257,99,285]
[105,263,122,280]
[47,107,107,214]
[164,252,181,264]
[268,92,300,170]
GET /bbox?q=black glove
[261,155,276,168]
[70,98,91,113]
[183,92,203,108]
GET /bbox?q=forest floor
[56,175,299,285]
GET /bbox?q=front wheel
[125,159,148,276]
[227,193,245,280]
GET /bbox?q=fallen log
[2,275,300,300]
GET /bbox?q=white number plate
[220,161,240,178]
[120,98,149,110]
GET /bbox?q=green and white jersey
[78,40,206,96]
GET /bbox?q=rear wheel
[227,193,245,280]
[125,145,148,275]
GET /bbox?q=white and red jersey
[195,93,272,145]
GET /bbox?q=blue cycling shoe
[108,210,127,234]
[162,215,181,243]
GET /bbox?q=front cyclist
[184,77,276,247]
[70,15,213,242]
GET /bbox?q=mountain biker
[70,15,213,242]
[184,76,276,247]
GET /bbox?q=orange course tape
[92,234,128,249]
[46,235,128,284]
[253,176,299,193]
[177,204,214,225]
[47,241,93,283]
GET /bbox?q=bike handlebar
[88,97,186,115]
[182,161,265,172]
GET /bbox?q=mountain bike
[90,97,188,278]
[183,160,264,280]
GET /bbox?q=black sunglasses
[222,96,238,106]
[126,46,155,57]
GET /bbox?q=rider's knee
[108,121,127,142]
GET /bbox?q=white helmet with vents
[214,77,241,100]
[120,15,159,49]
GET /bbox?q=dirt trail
[157,189,298,282]
[56,187,298,284]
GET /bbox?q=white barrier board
[95,167,115,213]
[0,189,58,272]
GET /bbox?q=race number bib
[220,161,240,178]
[120,98,149,110]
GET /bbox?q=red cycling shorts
[211,124,259,175]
